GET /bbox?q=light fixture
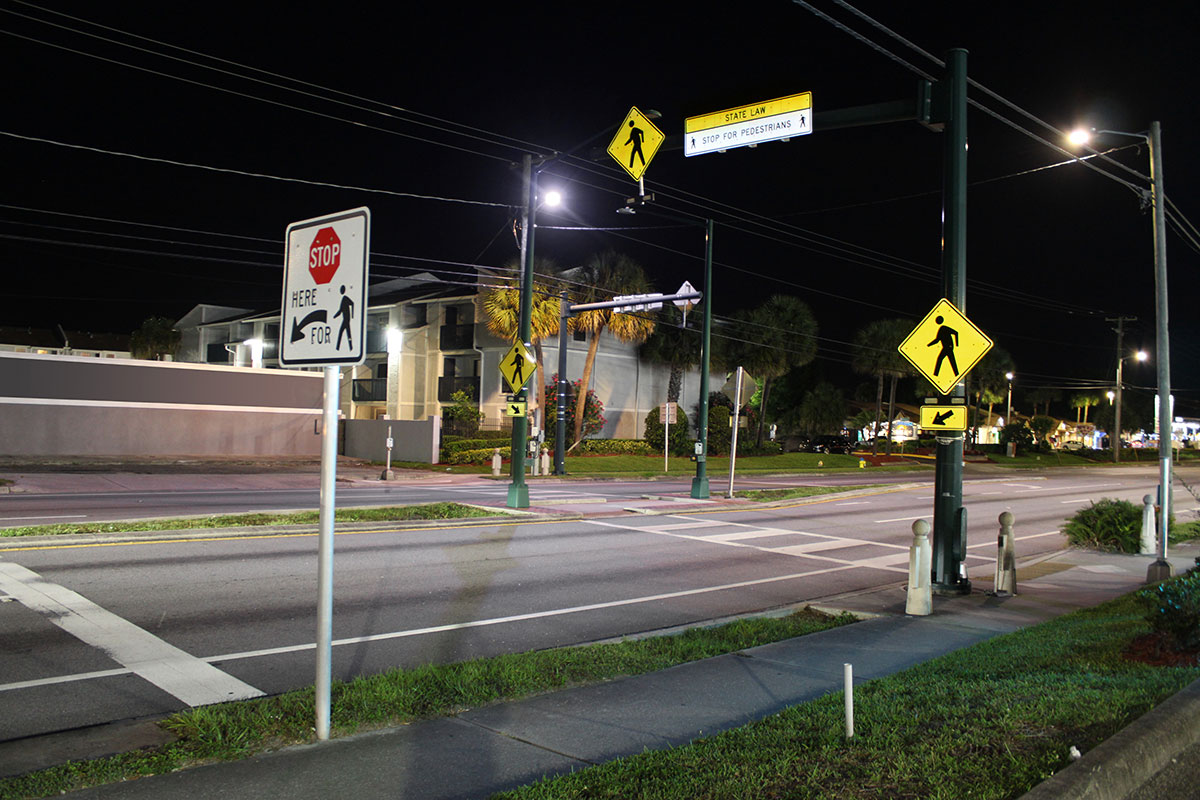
[543,190,562,208]
[386,326,403,354]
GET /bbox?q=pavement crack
[454,715,598,765]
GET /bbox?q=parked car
[1061,440,1085,451]
[808,435,856,455]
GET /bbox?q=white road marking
[834,501,869,506]
[966,530,1062,549]
[873,514,930,524]
[0,561,862,692]
[1060,498,1093,504]
[0,560,263,705]
[0,515,88,522]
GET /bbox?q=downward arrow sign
[290,310,328,342]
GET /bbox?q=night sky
[3,1,1198,416]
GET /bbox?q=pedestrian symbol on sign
[928,316,959,377]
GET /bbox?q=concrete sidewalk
[54,543,1199,800]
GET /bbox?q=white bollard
[539,447,550,475]
[906,519,932,616]
[1140,494,1157,555]
[993,511,1017,596]
[491,448,502,477]
[844,662,854,739]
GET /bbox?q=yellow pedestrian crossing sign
[499,341,536,393]
[607,107,665,182]
[920,405,969,431]
[898,299,993,395]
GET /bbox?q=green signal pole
[932,48,970,593]
[690,218,713,499]
[507,154,536,509]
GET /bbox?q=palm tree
[639,305,702,403]
[799,382,847,435]
[480,257,565,426]
[130,316,181,361]
[1070,392,1101,423]
[851,319,914,455]
[568,251,656,447]
[969,346,1015,442]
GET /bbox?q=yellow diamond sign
[607,107,665,182]
[898,299,993,395]
[499,341,536,394]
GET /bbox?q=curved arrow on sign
[290,310,328,343]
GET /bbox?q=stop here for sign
[280,207,370,367]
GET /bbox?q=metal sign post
[727,366,744,498]
[280,207,370,741]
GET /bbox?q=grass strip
[736,485,876,502]
[497,591,1200,800]
[0,503,498,538]
[0,609,854,799]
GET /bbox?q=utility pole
[507,154,537,508]
[931,49,970,595]
[1107,315,1136,463]
[1147,120,1173,582]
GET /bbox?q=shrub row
[445,446,510,465]
[442,438,503,456]
[576,439,654,456]
[1140,568,1200,650]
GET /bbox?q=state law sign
[281,208,370,367]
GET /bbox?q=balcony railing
[352,378,387,402]
[439,323,475,351]
[438,376,479,403]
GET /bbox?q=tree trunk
[755,377,772,448]
[987,401,995,442]
[572,330,602,447]
[667,364,682,403]
[872,373,883,456]
[885,374,898,455]
[533,342,546,434]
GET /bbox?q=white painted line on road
[966,530,1062,549]
[0,560,264,705]
[1060,498,1093,504]
[873,514,929,524]
[834,501,869,506]
[1011,482,1125,493]
[0,515,88,522]
[973,491,1004,496]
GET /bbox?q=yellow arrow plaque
[920,405,969,431]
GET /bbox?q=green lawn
[498,590,1200,800]
[0,609,853,799]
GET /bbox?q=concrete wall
[342,417,441,464]
[0,351,323,457]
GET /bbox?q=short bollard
[993,511,1017,596]
[491,448,502,477]
[906,519,932,616]
[844,662,854,740]
[539,447,550,475]
[1140,494,1157,555]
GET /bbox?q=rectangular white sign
[280,208,370,367]
[684,92,813,157]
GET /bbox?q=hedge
[445,446,510,465]
[575,439,654,456]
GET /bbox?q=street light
[1005,371,1014,428]
[1070,123,1173,580]
[1114,349,1149,462]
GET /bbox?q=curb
[1017,677,1200,800]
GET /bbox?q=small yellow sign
[607,107,665,181]
[920,405,969,431]
[505,400,528,418]
[499,341,536,394]
[898,299,993,395]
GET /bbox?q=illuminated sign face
[607,107,665,181]
[684,92,812,156]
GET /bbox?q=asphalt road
[1,467,1195,744]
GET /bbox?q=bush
[644,405,692,455]
[707,405,732,455]
[1139,570,1200,650]
[576,439,654,456]
[443,438,500,456]
[1062,498,1142,552]
[445,446,510,465]
[543,375,605,444]
[442,390,482,437]
[999,422,1033,450]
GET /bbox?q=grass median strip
[0,608,854,799]
[0,503,499,538]
[497,591,1200,800]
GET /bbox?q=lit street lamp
[1114,349,1148,462]
[1005,371,1014,426]
[1070,123,1173,580]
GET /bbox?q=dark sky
[3,0,1198,416]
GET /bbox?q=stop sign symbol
[308,227,341,285]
